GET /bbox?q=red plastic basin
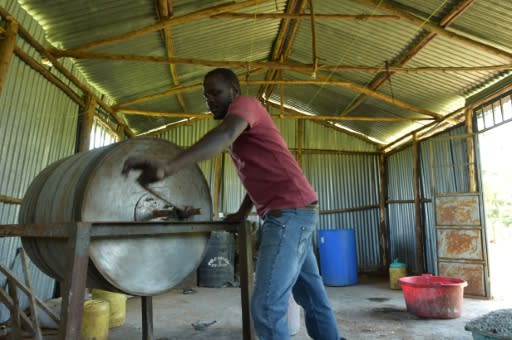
[399,273,468,319]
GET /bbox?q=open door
[429,134,490,298]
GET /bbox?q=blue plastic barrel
[318,229,358,286]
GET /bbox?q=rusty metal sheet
[439,262,485,297]
[437,228,483,260]
[435,195,481,226]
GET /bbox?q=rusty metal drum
[19,137,212,296]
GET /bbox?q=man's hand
[223,211,246,222]
[121,156,168,186]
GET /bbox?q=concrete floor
[104,274,510,340]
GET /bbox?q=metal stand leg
[141,296,154,340]
[19,248,43,340]
[59,222,91,340]
[239,221,254,340]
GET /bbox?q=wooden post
[212,152,224,217]
[378,153,389,269]
[465,108,477,192]
[0,17,18,95]
[412,135,425,273]
[296,119,305,167]
[238,221,254,339]
[78,94,96,152]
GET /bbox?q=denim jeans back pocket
[259,214,292,249]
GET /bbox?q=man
[122,68,341,339]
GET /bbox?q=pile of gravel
[465,309,512,339]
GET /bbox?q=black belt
[266,201,318,218]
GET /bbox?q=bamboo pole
[13,46,84,106]
[212,152,224,217]
[296,119,304,166]
[0,194,22,205]
[465,108,477,192]
[257,79,442,119]
[381,105,467,153]
[320,204,380,215]
[412,134,425,273]
[116,76,441,119]
[56,0,266,53]
[118,107,432,122]
[308,0,318,78]
[0,17,18,94]
[50,50,314,72]
[78,95,96,152]
[288,148,381,155]
[212,13,400,20]
[50,49,512,75]
[256,0,305,100]
[157,0,188,112]
[115,68,265,108]
[356,0,512,61]
[378,153,388,269]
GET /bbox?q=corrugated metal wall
[0,0,80,322]
[158,118,384,271]
[387,125,470,274]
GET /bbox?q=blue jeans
[251,207,340,340]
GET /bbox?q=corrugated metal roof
[9,0,512,145]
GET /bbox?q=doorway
[478,121,512,301]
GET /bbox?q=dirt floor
[102,274,510,340]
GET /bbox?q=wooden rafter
[257,0,307,101]
[356,0,512,60]
[114,83,203,108]
[118,106,433,122]
[114,77,442,119]
[212,13,400,20]
[344,0,478,115]
[156,0,188,112]
[308,0,318,76]
[382,105,467,153]
[113,68,265,108]
[135,103,388,147]
[49,50,512,75]
[52,0,266,53]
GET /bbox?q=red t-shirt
[227,96,318,216]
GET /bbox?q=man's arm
[122,114,248,184]
[224,193,254,222]
[165,114,248,176]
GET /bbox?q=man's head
[203,68,241,119]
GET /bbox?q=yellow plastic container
[92,289,128,328]
[389,259,407,290]
[81,299,110,340]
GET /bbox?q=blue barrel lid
[390,259,407,268]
